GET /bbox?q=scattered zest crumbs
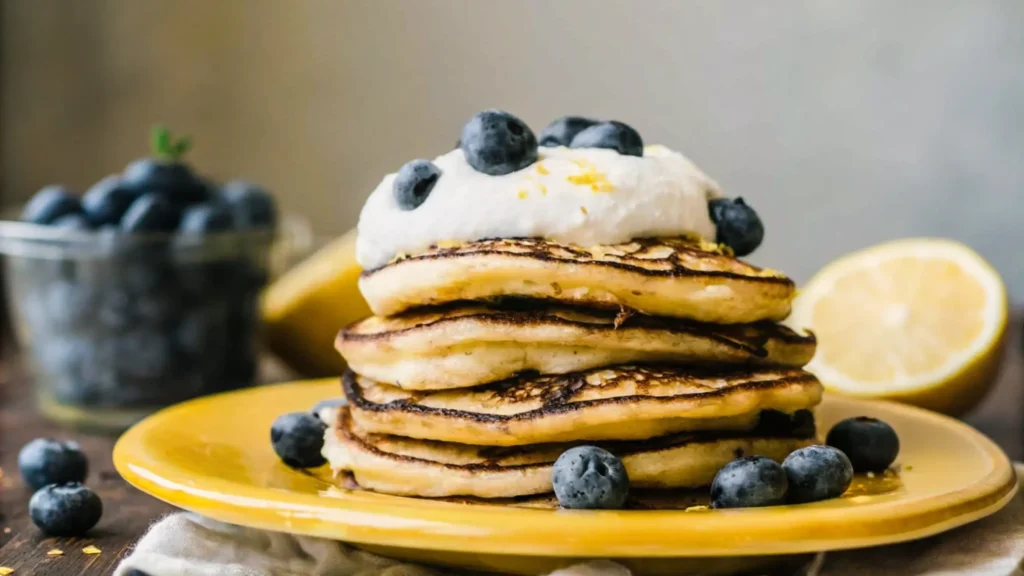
[47,549,63,556]
[82,545,101,555]
[539,183,548,195]
[567,158,614,192]
[0,566,13,575]
[685,505,709,512]
[517,190,528,200]
[904,465,914,471]
[535,162,550,175]
[580,206,588,215]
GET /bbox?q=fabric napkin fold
[116,466,1024,576]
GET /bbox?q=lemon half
[262,228,370,377]
[789,238,1008,416]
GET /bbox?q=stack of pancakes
[327,237,822,500]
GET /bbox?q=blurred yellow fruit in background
[262,228,369,377]
[789,238,1007,416]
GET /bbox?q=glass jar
[0,220,287,432]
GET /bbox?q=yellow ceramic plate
[114,379,1016,575]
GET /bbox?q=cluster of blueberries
[553,416,899,510]
[16,126,277,410]
[392,110,765,256]
[269,400,899,511]
[17,438,101,536]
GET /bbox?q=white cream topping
[356,145,722,270]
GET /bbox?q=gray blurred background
[2,0,1023,298]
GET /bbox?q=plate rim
[114,380,1018,558]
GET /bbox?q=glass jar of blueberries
[0,127,281,432]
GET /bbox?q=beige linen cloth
[115,466,1024,576]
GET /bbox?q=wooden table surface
[1,325,1023,575]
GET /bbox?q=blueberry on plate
[179,202,234,234]
[18,438,89,490]
[311,397,348,422]
[460,109,538,176]
[569,121,643,157]
[782,445,854,504]
[708,197,764,257]
[21,185,82,225]
[710,456,788,509]
[120,192,181,232]
[393,160,442,210]
[538,116,599,147]
[29,482,103,536]
[826,417,900,473]
[552,446,629,509]
[220,180,278,229]
[271,412,327,468]
[82,175,142,226]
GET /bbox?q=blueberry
[756,409,816,437]
[18,438,89,490]
[117,255,175,295]
[826,417,900,473]
[82,175,142,226]
[123,158,208,205]
[538,116,598,147]
[135,290,182,326]
[551,446,629,509]
[176,306,227,357]
[569,121,643,157]
[708,197,764,257]
[179,202,234,234]
[220,180,278,229]
[710,456,788,509]
[782,446,854,504]
[113,329,175,381]
[99,290,137,329]
[120,192,181,233]
[28,482,102,536]
[393,160,441,210]
[21,185,82,224]
[51,213,93,231]
[460,109,538,175]
[271,412,327,468]
[311,397,348,421]
[45,280,95,328]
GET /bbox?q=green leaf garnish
[150,124,193,162]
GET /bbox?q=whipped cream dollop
[356,145,721,270]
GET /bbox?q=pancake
[358,237,795,323]
[325,407,816,498]
[337,303,816,390]
[344,365,822,446]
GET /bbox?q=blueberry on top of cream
[393,159,442,211]
[460,110,538,176]
[708,197,764,257]
[538,116,599,147]
[570,121,644,157]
